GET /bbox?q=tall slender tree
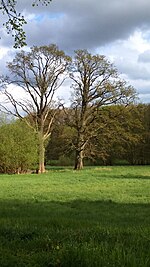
[70,49,137,170]
[0,44,71,173]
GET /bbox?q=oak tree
[0,44,71,173]
[70,49,137,170]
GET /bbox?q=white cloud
[0,1,150,103]
[96,29,150,102]
[138,50,150,62]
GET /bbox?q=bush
[0,119,38,173]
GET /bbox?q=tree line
[0,44,144,174]
[46,104,150,167]
[0,103,149,174]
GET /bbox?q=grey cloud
[26,0,150,52]
[1,0,150,51]
[1,0,150,103]
[113,48,150,81]
[135,84,150,95]
[119,63,150,81]
[0,50,16,76]
[130,79,150,103]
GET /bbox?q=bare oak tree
[0,44,71,173]
[70,49,137,170]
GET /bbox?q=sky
[0,0,150,103]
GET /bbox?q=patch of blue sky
[142,28,150,41]
[33,13,64,23]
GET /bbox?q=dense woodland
[46,104,150,166]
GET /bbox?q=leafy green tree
[0,119,38,173]
[0,44,71,173]
[0,0,52,48]
[45,105,143,168]
[45,109,75,165]
[87,105,143,165]
[70,49,137,170]
[125,104,150,165]
[141,104,150,164]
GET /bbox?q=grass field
[0,166,150,266]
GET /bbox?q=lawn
[0,166,150,266]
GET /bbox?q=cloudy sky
[0,0,150,103]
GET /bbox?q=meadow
[0,166,150,267]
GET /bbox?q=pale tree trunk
[38,127,46,173]
[74,149,84,170]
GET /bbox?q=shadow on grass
[109,174,150,180]
[89,171,150,180]
[0,199,150,225]
[0,199,150,266]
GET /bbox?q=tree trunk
[74,131,85,170]
[38,131,45,173]
[74,149,84,170]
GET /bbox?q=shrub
[0,119,38,173]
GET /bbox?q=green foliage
[0,166,149,266]
[1,44,71,173]
[0,119,38,173]
[57,155,74,166]
[45,104,150,166]
[46,110,76,162]
[125,104,150,165]
[89,104,144,165]
[0,0,27,48]
[0,0,52,48]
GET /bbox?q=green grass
[0,166,150,266]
